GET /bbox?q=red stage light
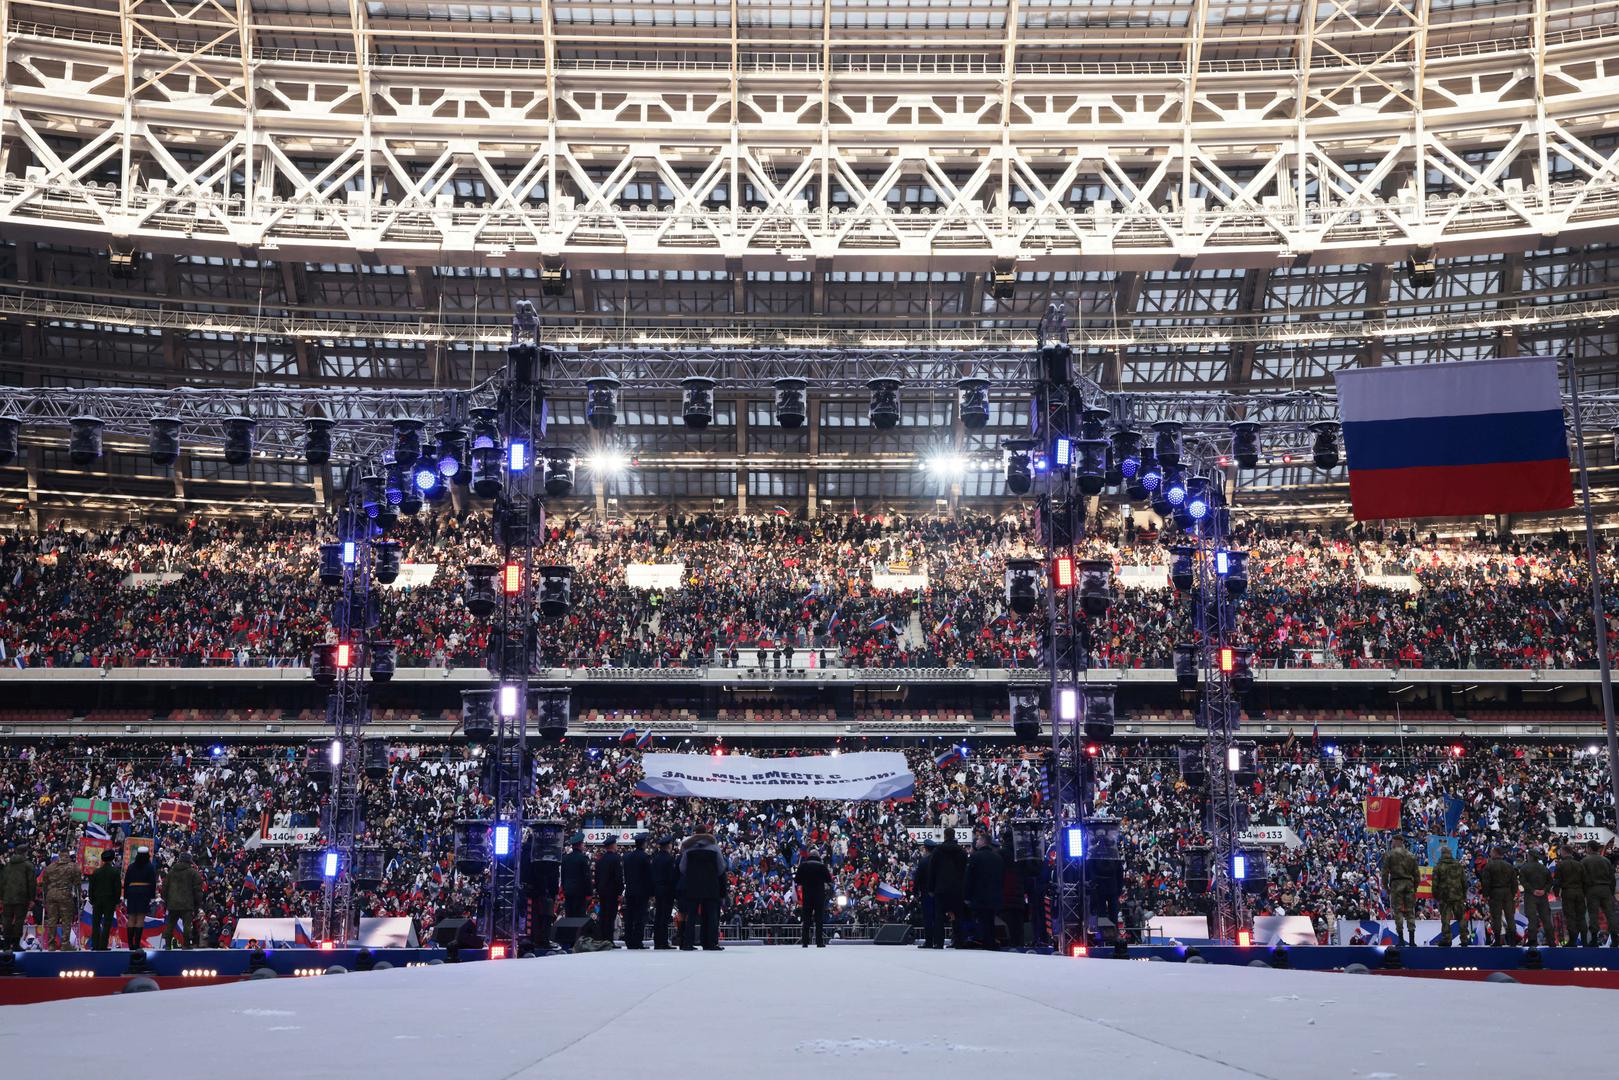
[1053,556,1074,588]
[1071,945,1088,958]
[1217,456,1230,468]
[1451,744,1464,758]
[319,940,335,951]
[1085,744,1100,757]
[490,944,508,960]
[335,643,351,669]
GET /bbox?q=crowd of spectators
[2,512,1615,672]
[2,736,1612,946]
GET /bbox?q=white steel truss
[3,2,1619,270]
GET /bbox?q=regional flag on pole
[157,798,195,826]
[1364,796,1402,831]
[1334,356,1573,521]
[107,799,132,825]
[70,798,111,824]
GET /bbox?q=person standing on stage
[1557,844,1588,946]
[595,835,624,946]
[622,834,653,949]
[40,852,81,951]
[88,849,121,951]
[651,835,679,950]
[928,828,969,949]
[1480,846,1519,946]
[913,838,937,949]
[1581,841,1617,947]
[794,849,833,948]
[561,833,592,919]
[1434,845,1468,947]
[0,844,35,952]
[123,847,157,951]
[160,852,204,950]
[678,828,727,951]
[525,833,561,954]
[1380,836,1419,947]
[964,829,1004,950]
[1517,847,1553,948]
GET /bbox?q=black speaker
[553,916,593,951]
[433,918,478,948]
[873,923,912,945]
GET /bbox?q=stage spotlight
[435,428,468,478]
[988,258,1016,301]
[773,377,808,428]
[0,417,19,466]
[537,565,574,617]
[1111,428,1142,479]
[318,543,346,586]
[412,462,445,504]
[464,563,499,617]
[1009,689,1042,744]
[149,417,181,466]
[1164,469,1187,508]
[304,418,334,466]
[1039,340,1072,385]
[1078,559,1113,619]
[1185,475,1212,522]
[311,643,339,687]
[539,256,569,297]
[391,418,425,468]
[1004,558,1042,616]
[373,539,401,585]
[535,687,571,744]
[1229,647,1254,694]
[1079,406,1110,442]
[223,415,256,466]
[68,416,104,465]
[1404,247,1436,290]
[461,690,495,743]
[867,378,902,429]
[471,444,504,500]
[360,473,386,519]
[1230,422,1261,469]
[370,642,396,683]
[1003,438,1036,495]
[469,406,500,451]
[1138,447,1162,494]
[541,447,576,497]
[1083,683,1116,741]
[1170,546,1195,591]
[1223,550,1249,597]
[1152,420,1183,468]
[681,376,717,429]
[586,377,621,430]
[1310,421,1340,470]
[956,377,990,430]
[1173,643,1199,690]
[1076,439,1108,495]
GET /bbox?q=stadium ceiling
[3,1,1619,517]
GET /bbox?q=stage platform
[4,946,1617,1079]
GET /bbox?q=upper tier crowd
[1,737,1613,947]
[0,511,1613,671]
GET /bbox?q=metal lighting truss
[318,483,374,945]
[4,3,1619,269]
[482,303,547,955]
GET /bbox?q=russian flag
[1334,356,1573,521]
[874,882,904,902]
[935,746,965,769]
[619,727,638,744]
[635,729,653,749]
[869,615,889,631]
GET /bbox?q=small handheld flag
[619,727,638,745]
[635,730,653,749]
[875,882,904,902]
[935,746,965,770]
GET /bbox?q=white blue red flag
[874,882,904,902]
[1334,356,1573,521]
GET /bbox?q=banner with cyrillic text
[635,752,914,801]
[1238,825,1304,850]
[627,564,685,590]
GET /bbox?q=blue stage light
[414,466,437,492]
[323,852,339,878]
[342,541,355,565]
[1189,495,1210,520]
[508,441,528,472]
[1142,466,1162,492]
[1215,550,1229,575]
[1120,455,1140,478]
[1053,438,1072,468]
[1165,476,1186,506]
[493,823,512,857]
[1065,826,1084,860]
[1233,854,1247,880]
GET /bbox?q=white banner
[871,572,928,592]
[1118,565,1170,590]
[1239,825,1304,850]
[1144,915,1211,943]
[1252,916,1319,945]
[635,752,915,801]
[1360,573,1421,592]
[627,563,685,590]
[1553,826,1616,846]
[248,826,321,848]
[583,828,650,846]
[121,572,184,587]
[906,828,977,845]
[380,563,438,590]
[1337,919,1487,946]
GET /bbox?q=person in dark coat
[622,834,653,949]
[122,847,157,951]
[913,839,937,949]
[794,850,834,947]
[964,830,1005,950]
[595,835,624,944]
[928,828,969,949]
[88,850,121,951]
[560,834,592,919]
[524,833,561,954]
[999,832,1026,948]
[0,845,36,952]
[651,836,679,949]
[1581,841,1617,947]
[1479,847,1518,946]
[1517,848,1553,948]
[677,831,727,951]
[160,852,204,949]
[1557,845,1588,946]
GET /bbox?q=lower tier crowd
[2,735,1615,949]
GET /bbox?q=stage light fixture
[1152,420,1183,468]
[1079,406,1110,442]
[471,444,504,500]
[1083,683,1117,741]
[538,565,574,617]
[223,415,256,466]
[1003,438,1036,495]
[1224,550,1249,597]
[499,684,519,719]
[149,417,181,466]
[461,690,495,743]
[373,539,401,585]
[1039,339,1072,385]
[681,376,717,429]
[68,415,104,465]
[1185,475,1212,521]
[586,377,621,430]
[1230,422,1261,469]
[1173,643,1199,690]
[464,563,499,617]
[1310,421,1341,470]
[866,378,902,429]
[1053,437,1072,469]
[1078,559,1113,618]
[436,428,468,477]
[384,462,406,508]
[539,256,569,298]
[1230,648,1254,693]
[1139,446,1163,493]
[1111,428,1142,479]
[1004,558,1042,615]
[535,687,570,744]
[988,258,1016,301]
[508,441,527,472]
[1009,689,1042,743]
[0,417,19,466]
[311,643,338,686]
[1164,469,1187,507]
[1064,826,1084,860]
[1170,546,1195,591]
[360,473,386,519]
[1057,685,1078,723]
[1076,438,1108,495]
[956,377,990,430]
[370,642,395,683]
[773,377,808,428]
[502,562,522,596]
[1404,247,1437,290]
[1053,555,1074,588]
[391,418,425,467]
[335,642,352,669]
[542,447,576,497]
[303,418,334,466]
[318,543,345,586]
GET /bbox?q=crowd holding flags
[157,797,195,826]
[935,745,966,770]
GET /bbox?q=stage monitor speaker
[873,923,912,945]
[553,916,592,951]
[434,918,475,948]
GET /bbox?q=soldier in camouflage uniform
[1434,845,1469,947]
[1380,836,1420,946]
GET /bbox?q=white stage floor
[4,948,1613,1079]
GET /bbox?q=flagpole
[1564,357,1619,836]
